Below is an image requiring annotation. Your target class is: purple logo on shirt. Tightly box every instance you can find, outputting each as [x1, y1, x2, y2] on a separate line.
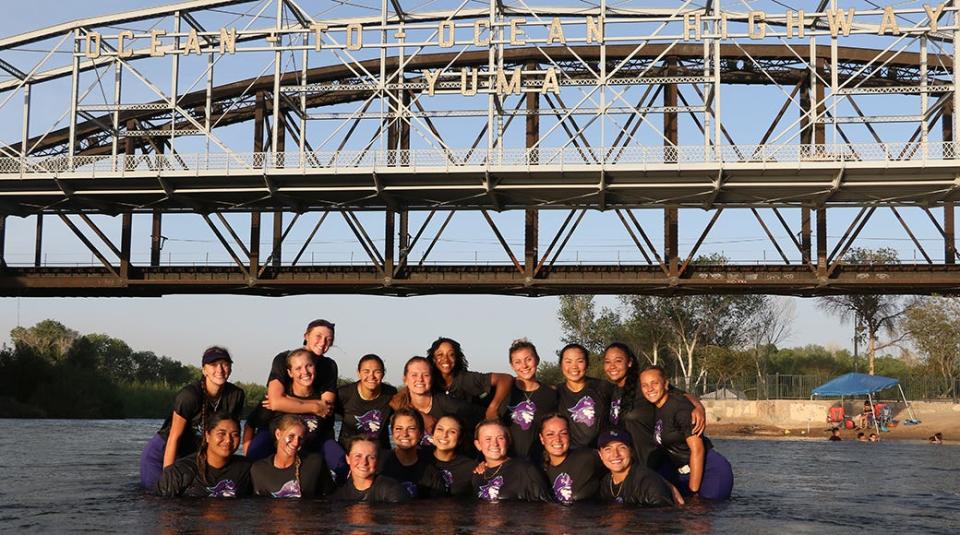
[420, 432, 434, 447]
[206, 479, 237, 498]
[654, 418, 663, 445]
[552, 473, 574, 505]
[356, 410, 383, 434]
[609, 398, 622, 425]
[477, 476, 504, 501]
[568, 396, 596, 427]
[510, 400, 537, 431]
[401, 480, 418, 497]
[441, 469, 454, 492]
[272, 479, 302, 498]
[302, 415, 319, 433]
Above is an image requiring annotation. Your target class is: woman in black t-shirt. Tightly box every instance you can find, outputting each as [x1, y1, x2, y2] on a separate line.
[505, 339, 558, 460]
[140, 347, 245, 490]
[333, 436, 409, 503]
[157, 414, 251, 498]
[377, 408, 446, 498]
[596, 429, 675, 506]
[430, 415, 479, 496]
[556, 343, 612, 449]
[390, 356, 478, 449]
[538, 413, 603, 504]
[427, 337, 512, 420]
[335, 354, 397, 450]
[250, 415, 335, 498]
[472, 419, 551, 502]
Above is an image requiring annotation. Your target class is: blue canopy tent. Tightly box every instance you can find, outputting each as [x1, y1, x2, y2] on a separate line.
[811, 373, 919, 437]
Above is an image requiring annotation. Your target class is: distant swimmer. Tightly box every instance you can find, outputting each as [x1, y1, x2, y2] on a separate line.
[471, 419, 551, 502]
[377, 408, 446, 498]
[139, 346, 245, 491]
[538, 413, 603, 504]
[156, 415, 251, 498]
[556, 343, 613, 449]
[505, 339, 558, 460]
[641, 366, 734, 501]
[331, 436, 410, 503]
[829, 428, 843, 441]
[250, 415, 334, 498]
[335, 354, 397, 451]
[929, 432, 943, 444]
[596, 429, 676, 506]
[430, 415, 479, 497]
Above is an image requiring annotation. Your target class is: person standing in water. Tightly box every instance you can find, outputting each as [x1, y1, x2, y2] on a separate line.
[332, 436, 410, 503]
[377, 408, 447, 498]
[556, 343, 612, 449]
[140, 346, 245, 490]
[472, 419, 551, 502]
[390, 356, 476, 448]
[505, 339, 558, 460]
[596, 429, 676, 506]
[538, 413, 604, 504]
[430, 415, 479, 497]
[335, 354, 397, 450]
[427, 337, 513, 420]
[250, 415, 334, 498]
[156, 414, 252, 498]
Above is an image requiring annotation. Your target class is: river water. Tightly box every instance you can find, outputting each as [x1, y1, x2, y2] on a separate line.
[0, 419, 957, 534]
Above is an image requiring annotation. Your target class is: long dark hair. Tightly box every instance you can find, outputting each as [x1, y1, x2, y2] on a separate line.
[196, 414, 239, 485]
[427, 337, 468, 384]
[537, 412, 571, 471]
[605, 342, 640, 415]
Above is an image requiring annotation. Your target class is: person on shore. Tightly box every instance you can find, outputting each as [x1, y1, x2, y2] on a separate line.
[472, 419, 551, 502]
[156, 414, 251, 497]
[929, 432, 943, 444]
[377, 408, 446, 498]
[331, 436, 410, 503]
[140, 346, 245, 491]
[829, 428, 842, 441]
[596, 429, 676, 506]
[335, 354, 397, 451]
[245, 349, 331, 461]
[505, 339, 558, 460]
[250, 415, 334, 498]
[427, 337, 513, 420]
[538, 413, 603, 504]
[640, 366, 734, 501]
[390, 356, 476, 448]
[557, 343, 612, 449]
[602, 343, 706, 468]
[255, 320, 345, 479]
[857, 400, 873, 430]
[430, 415, 479, 497]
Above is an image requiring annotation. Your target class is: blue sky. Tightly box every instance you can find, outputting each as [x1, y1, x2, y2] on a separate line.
[2, 0, 933, 383]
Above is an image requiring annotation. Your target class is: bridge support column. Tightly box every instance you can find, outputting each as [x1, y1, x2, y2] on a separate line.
[816, 208, 827, 277]
[945, 105, 955, 264]
[119, 213, 131, 279]
[34, 214, 43, 267]
[525, 87, 539, 280]
[801, 208, 812, 265]
[272, 212, 282, 273]
[385, 210, 395, 277]
[150, 212, 162, 267]
[0, 215, 6, 268]
[665, 208, 679, 278]
[250, 211, 261, 276]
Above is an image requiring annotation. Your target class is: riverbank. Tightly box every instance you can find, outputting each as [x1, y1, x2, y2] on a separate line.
[704, 399, 958, 442]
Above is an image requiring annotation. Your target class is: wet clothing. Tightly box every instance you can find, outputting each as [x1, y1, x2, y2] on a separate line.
[438, 370, 491, 404]
[331, 475, 410, 503]
[335, 382, 398, 450]
[505, 382, 558, 460]
[247, 391, 332, 456]
[250, 453, 335, 498]
[156, 455, 252, 498]
[471, 458, 551, 502]
[431, 454, 478, 497]
[543, 448, 604, 504]
[265, 351, 338, 442]
[619, 384, 686, 468]
[420, 394, 482, 452]
[140, 380, 245, 490]
[659, 449, 734, 501]
[376, 450, 447, 498]
[599, 466, 675, 506]
[557, 378, 612, 449]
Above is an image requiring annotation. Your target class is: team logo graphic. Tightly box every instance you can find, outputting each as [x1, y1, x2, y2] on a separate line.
[477, 476, 504, 501]
[654, 419, 663, 445]
[568, 396, 596, 427]
[355, 410, 383, 434]
[510, 400, 537, 431]
[441, 469, 454, 493]
[272, 479, 302, 498]
[609, 398, 622, 426]
[420, 432, 434, 447]
[616, 495, 624, 504]
[552, 473, 574, 505]
[206, 480, 237, 498]
[302, 415, 319, 433]
[401, 480, 419, 498]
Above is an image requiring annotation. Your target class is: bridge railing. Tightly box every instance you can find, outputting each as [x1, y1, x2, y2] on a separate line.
[0, 142, 956, 176]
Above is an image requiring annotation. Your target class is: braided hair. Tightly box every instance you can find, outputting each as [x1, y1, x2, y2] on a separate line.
[195, 414, 239, 486]
[604, 342, 640, 415]
[274, 414, 307, 493]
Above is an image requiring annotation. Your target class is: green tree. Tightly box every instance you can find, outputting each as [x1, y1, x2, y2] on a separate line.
[10, 320, 78, 363]
[903, 297, 960, 399]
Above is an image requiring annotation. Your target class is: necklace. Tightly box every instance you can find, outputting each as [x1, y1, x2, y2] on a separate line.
[483, 461, 506, 481]
[609, 476, 625, 500]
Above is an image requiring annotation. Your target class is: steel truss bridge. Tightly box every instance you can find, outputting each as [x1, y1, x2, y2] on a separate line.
[2, 0, 960, 296]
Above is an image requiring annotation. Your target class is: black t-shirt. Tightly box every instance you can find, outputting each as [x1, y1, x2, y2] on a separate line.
[376, 450, 447, 498]
[431, 454, 478, 497]
[421, 394, 483, 450]
[267, 350, 338, 395]
[471, 458, 551, 502]
[620, 384, 684, 467]
[505, 382, 558, 459]
[335, 382, 398, 450]
[543, 448, 604, 504]
[156, 455, 252, 498]
[248, 390, 334, 448]
[653, 394, 713, 468]
[598, 466, 674, 506]
[331, 475, 411, 503]
[557, 378, 612, 449]
[439, 370, 491, 403]
[157, 381, 246, 455]
[250, 453, 334, 498]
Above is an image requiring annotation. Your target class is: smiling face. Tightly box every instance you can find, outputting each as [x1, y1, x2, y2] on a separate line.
[202, 359, 231, 388]
[474, 423, 510, 464]
[560, 348, 588, 383]
[392, 414, 423, 451]
[205, 419, 240, 460]
[286, 352, 316, 389]
[599, 440, 632, 475]
[404, 360, 432, 395]
[432, 342, 458, 379]
[603, 347, 632, 386]
[538, 416, 570, 459]
[510, 347, 539, 382]
[432, 416, 461, 453]
[347, 440, 379, 481]
[275, 422, 306, 457]
[303, 325, 334, 356]
[639, 369, 669, 406]
[358, 358, 384, 392]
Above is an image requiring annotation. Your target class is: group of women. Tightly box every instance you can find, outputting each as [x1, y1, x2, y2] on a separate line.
[139, 320, 734, 504]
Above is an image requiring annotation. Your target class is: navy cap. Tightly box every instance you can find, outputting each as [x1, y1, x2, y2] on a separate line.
[597, 429, 633, 449]
[201, 346, 232, 365]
